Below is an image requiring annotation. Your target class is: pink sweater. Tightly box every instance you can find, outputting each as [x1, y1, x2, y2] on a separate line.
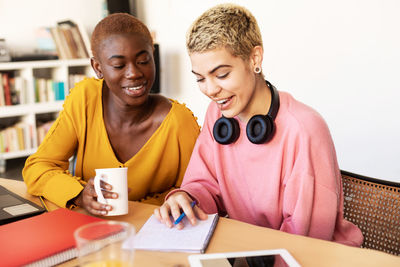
[178, 91, 363, 246]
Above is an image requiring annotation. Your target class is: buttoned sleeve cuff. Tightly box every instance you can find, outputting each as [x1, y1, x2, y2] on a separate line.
[43, 173, 84, 208]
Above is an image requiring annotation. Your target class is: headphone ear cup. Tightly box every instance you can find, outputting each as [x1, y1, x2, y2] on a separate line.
[246, 115, 275, 144]
[213, 117, 240, 145]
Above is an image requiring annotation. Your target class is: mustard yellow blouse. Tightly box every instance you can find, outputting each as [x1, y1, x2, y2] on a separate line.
[23, 78, 200, 208]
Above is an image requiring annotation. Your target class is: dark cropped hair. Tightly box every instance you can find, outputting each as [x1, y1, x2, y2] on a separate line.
[91, 13, 153, 59]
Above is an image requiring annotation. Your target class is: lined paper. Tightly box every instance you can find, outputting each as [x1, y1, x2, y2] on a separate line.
[125, 214, 219, 253]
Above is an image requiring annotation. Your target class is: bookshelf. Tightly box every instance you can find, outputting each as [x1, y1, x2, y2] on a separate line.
[0, 58, 95, 173]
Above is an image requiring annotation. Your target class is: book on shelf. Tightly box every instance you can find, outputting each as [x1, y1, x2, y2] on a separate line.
[2, 126, 15, 153]
[46, 79, 55, 102]
[73, 19, 92, 57]
[0, 131, 4, 153]
[0, 73, 4, 106]
[65, 23, 89, 58]
[54, 81, 66, 100]
[15, 125, 24, 150]
[2, 72, 12, 105]
[55, 26, 73, 59]
[49, 19, 91, 60]
[18, 121, 33, 151]
[10, 76, 26, 105]
[8, 76, 18, 104]
[49, 27, 69, 60]
[0, 208, 105, 267]
[0, 72, 27, 106]
[36, 78, 46, 103]
[5, 127, 17, 152]
[0, 133, 4, 153]
[0, 121, 34, 153]
[34, 78, 65, 102]
[59, 22, 82, 59]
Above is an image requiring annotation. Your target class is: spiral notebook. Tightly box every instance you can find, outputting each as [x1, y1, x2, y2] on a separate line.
[129, 213, 219, 253]
[0, 208, 104, 267]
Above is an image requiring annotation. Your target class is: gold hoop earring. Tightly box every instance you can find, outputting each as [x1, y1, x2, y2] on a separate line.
[254, 67, 262, 74]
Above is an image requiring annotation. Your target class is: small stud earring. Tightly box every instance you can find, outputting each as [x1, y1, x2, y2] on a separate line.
[254, 66, 262, 74]
[97, 73, 103, 79]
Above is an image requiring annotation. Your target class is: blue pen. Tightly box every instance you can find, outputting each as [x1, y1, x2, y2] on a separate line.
[173, 201, 196, 225]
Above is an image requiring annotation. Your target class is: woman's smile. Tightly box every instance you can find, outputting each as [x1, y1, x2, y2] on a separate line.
[122, 82, 147, 97]
[215, 95, 234, 110]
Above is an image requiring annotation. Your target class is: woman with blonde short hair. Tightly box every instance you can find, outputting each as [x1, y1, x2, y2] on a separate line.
[155, 3, 363, 247]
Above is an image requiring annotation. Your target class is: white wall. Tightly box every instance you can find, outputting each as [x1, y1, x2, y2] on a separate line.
[136, 0, 400, 182]
[0, 0, 105, 54]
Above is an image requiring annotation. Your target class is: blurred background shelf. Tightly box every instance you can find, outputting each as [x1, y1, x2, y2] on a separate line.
[0, 58, 95, 173]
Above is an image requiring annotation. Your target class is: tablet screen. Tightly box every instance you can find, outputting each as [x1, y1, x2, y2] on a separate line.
[200, 254, 289, 267]
[188, 249, 300, 267]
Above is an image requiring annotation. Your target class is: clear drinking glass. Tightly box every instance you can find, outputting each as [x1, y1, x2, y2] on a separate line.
[74, 221, 135, 267]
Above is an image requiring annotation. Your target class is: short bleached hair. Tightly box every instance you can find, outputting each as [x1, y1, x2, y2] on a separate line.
[186, 3, 263, 60]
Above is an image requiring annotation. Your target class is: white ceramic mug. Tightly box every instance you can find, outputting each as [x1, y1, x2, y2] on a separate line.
[94, 167, 128, 216]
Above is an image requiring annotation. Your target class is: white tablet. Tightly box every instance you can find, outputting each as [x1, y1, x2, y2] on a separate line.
[188, 249, 301, 267]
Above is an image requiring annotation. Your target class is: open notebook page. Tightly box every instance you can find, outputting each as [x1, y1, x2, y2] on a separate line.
[124, 214, 219, 253]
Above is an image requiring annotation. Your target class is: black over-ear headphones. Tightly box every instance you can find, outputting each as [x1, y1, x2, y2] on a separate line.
[213, 80, 280, 145]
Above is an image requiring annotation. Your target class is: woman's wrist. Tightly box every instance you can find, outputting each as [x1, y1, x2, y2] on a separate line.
[67, 192, 82, 208]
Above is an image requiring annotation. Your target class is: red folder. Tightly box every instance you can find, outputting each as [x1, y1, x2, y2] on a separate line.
[0, 208, 104, 267]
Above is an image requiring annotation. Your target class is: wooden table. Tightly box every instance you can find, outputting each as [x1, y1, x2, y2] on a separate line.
[1, 178, 399, 267]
